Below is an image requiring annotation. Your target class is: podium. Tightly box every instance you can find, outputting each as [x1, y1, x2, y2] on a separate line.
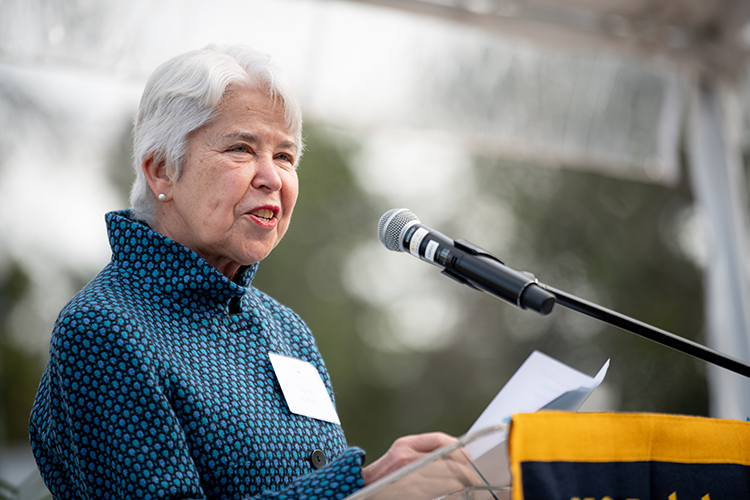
[345, 411, 750, 500]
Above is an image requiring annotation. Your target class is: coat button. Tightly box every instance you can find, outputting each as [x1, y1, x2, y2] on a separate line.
[310, 449, 327, 469]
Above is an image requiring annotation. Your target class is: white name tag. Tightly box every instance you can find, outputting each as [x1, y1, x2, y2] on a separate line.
[269, 353, 341, 425]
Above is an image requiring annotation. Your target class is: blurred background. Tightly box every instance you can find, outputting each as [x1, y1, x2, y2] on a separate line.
[2, 0, 750, 496]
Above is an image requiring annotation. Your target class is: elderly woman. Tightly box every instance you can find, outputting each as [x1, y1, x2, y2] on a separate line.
[29, 44, 461, 500]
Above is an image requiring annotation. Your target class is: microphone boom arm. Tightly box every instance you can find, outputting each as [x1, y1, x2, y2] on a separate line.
[540, 283, 750, 379]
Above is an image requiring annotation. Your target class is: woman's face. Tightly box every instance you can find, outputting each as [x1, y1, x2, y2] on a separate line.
[154, 87, 299, 279]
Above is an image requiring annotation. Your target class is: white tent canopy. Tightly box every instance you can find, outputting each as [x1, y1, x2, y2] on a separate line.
[351, 0, 750, 79]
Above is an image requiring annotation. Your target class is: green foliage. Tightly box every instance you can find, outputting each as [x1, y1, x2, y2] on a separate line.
[256, 124, 707, 462]
[470, 156, 707, 414]
[104, 117, 136, 206]
[0, 261, 45, 444]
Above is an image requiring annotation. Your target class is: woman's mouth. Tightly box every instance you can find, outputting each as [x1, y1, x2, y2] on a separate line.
[248, 207, 279, 228]
[251, 208, 275, 221]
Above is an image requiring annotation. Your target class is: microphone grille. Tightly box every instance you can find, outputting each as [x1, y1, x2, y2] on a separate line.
[378, 208, 419, 252]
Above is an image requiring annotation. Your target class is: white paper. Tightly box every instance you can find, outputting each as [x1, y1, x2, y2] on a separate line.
[466, 350, 609, 458]
[269, 353, 341, 425]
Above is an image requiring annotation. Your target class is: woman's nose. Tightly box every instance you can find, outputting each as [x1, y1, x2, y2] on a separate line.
[252, 157, 283, 191]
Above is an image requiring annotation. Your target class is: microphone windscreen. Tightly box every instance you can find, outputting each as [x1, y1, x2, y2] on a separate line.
[378, 208, 419, 252]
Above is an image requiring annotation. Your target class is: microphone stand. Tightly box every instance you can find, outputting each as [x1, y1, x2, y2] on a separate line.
[538, 283, 750, 379]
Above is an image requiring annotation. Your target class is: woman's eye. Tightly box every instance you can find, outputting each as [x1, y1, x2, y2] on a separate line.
[276, 153, 294, 164]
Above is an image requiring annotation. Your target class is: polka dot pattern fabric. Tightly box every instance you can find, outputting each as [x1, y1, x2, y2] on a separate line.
[30, 210, 366, 500]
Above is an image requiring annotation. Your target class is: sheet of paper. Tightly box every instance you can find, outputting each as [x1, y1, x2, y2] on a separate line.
[466, 350, 609, 459]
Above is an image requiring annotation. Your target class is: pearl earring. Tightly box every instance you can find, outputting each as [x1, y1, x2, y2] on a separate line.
[158, 193, 166, 202]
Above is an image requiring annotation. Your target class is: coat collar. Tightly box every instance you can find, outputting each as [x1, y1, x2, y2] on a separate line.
[106, 210, 258, 306]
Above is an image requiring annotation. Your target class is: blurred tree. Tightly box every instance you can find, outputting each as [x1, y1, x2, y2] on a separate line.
[0, 77, 64, 446]
[254, 122, 707, 464]
[0, 261, 35, 443]
[104, 117, 136, 203]
[470, 154, 706, 415]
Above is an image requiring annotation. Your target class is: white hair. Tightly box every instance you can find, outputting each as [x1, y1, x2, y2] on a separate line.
[130, 43, 303, 224]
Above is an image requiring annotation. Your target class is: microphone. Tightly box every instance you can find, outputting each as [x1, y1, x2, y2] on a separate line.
[378, 208, 555, 315]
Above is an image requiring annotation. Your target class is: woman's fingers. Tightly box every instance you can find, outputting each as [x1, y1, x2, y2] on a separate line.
[362, 432, 459, 485]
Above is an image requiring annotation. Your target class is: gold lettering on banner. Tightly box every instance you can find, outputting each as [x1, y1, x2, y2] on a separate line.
[667, 493, 712, 500]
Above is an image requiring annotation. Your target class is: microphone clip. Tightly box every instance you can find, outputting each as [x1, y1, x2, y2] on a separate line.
[453, 239, 505, 266]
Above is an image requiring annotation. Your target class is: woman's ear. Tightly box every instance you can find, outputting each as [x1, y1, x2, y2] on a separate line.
[142, 152, 175, 202]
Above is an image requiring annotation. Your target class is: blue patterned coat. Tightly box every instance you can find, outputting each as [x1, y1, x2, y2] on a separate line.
[30, 210, 365, 500]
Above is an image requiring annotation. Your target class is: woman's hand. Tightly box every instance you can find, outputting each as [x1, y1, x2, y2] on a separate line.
[361, 432, 481, 499]
[362, 432, 458, 485]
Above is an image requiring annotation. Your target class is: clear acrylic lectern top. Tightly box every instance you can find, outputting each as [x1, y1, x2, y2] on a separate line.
[344, 423, 511, 500]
